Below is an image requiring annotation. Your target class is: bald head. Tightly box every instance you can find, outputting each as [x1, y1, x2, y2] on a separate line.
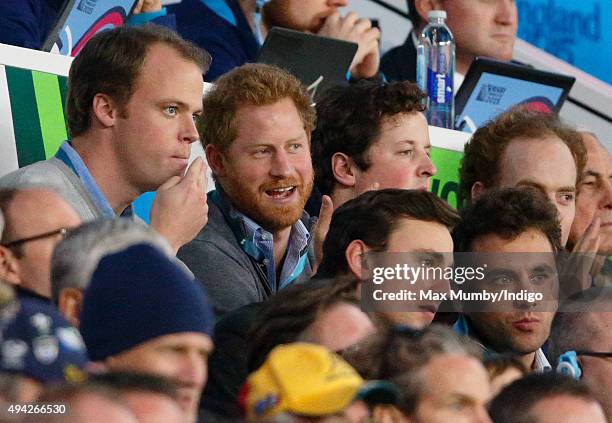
[300, 301, 376, 353]
[0, 188, 81, 297]
[65, 392, 138, 423]
[26, 385, 138, 423]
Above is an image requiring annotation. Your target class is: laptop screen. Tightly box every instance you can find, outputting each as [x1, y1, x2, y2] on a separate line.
[454, 58, 575, 134]
[257, 27, 357, 100]
[43, 0, 137, 56]
[456, 72, 566, 133]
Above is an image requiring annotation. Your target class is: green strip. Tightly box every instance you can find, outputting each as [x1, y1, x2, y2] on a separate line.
[58, 75, 70, 131]
[429, 146, 464, 209]
[32, 71, 68, 158]
[5, 67, 46, 167]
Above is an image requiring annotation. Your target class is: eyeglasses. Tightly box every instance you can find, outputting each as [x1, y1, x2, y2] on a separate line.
[2, 227, 70, 248]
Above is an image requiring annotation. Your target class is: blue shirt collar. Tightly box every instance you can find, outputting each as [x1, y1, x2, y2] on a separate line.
[55, 141, 133, 218]
[212, 188, 310, 289]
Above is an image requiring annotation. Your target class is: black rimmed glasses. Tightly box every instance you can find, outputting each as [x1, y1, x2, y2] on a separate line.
[2, 227, 70, 248]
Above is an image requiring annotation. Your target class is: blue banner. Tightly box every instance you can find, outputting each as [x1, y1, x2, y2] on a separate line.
[517, 0, 611, 85]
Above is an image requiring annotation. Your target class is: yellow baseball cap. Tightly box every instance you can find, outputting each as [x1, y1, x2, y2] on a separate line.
[239, 343, 365, 420]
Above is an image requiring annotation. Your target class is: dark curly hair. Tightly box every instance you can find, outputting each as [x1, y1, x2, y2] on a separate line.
[458, 106, 586, 208]
[312, 80, 426, 196]
[453, 187, 563, 254]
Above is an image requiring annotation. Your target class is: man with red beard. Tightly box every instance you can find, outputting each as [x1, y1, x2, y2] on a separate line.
[452, 188, 562, 372]
[178, 64, 316, 318]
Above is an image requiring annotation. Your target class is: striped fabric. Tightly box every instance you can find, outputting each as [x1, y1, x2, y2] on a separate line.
[0, 65, 68, 170]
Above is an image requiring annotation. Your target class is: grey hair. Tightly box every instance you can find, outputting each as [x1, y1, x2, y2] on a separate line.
[344, 324, 483, 418]
[345, 324, 482, 380]
[50, 218, 173, 303]
[389, 325, 484, 417]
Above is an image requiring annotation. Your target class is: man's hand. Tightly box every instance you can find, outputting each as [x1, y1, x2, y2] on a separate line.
[312, 195, 334, 275]
[560, 215, 603, 297]
[150, 157, 208, 255]
[317, 12, 381, 79]
[571, 214, 606, 278]
[132, 0, 162, 14]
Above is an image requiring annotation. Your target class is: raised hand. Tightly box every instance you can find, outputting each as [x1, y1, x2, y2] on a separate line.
[561, 215, 604, 297]
[317, 12, 381, 79]
[150, 157, 208, 255]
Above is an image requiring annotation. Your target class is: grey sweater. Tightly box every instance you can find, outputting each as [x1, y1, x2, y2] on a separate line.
[0, 157, 103, 221]
[178, 192, 314, 319]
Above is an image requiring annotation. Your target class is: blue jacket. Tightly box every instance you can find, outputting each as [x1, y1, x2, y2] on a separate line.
[168, 0, 259, 81]
[0, 0, 60, 50]
[0, 0, 175, 51]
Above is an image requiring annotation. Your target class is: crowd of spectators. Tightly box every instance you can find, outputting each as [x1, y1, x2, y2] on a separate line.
[0, 1, 610, 422]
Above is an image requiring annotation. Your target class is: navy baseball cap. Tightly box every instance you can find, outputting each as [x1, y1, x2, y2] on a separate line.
[0, 298, 88, 383]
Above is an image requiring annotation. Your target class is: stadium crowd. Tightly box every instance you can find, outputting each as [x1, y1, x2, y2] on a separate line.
[0, 1, 610, 422]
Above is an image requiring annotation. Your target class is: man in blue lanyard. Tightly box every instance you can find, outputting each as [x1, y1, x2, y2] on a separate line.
[178, 63, 315, 318]
[0, 25, 209, 255]
[453, 188, 559, 373]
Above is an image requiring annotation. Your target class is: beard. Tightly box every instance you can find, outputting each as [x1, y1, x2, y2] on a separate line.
[263, 1, 308, 31]
[221, 171, 314, 233]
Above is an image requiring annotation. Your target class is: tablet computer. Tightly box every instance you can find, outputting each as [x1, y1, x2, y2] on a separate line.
[43, 0, 138, 56]
[257, 27, 358, 100]
[455, 57, 575, 133]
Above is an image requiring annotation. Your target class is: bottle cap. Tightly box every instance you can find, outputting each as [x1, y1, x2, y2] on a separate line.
[428, 10, 447, 20]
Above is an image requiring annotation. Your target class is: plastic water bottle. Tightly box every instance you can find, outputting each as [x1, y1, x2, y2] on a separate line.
[417, 10, 455, 129]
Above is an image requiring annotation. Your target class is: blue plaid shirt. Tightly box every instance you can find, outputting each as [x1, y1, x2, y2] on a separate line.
[229, 207, 309, 290]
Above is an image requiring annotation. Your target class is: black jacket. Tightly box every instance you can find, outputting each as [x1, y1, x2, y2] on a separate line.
[380, 31, 418, 83]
